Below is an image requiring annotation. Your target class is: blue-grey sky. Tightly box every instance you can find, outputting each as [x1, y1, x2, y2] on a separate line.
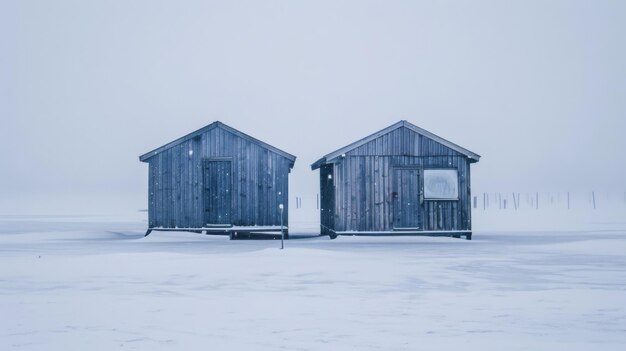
[2, 0, 625, 214]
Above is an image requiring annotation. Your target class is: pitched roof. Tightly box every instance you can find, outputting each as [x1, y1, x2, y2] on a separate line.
[139, 121, 297, 163]
[311, 120, 480, 169]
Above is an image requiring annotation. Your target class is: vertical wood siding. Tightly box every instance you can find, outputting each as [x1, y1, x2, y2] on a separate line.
[147, 126, 291, 228]
[319, 164, 335, 234]
[329, 126, 473, 232]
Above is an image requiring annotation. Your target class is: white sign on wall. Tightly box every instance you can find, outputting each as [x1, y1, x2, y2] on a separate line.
[423, 169, 459, 200]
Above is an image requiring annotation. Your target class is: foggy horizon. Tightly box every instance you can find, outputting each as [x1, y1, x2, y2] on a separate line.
[2, 0, 625, 215]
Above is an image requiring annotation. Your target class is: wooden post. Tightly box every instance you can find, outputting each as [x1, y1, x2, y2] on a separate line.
[473, 196, 477, 209]
[592, 191, 596, 209]
[279, 204, 284, 249]
[536, 192, 539, 210]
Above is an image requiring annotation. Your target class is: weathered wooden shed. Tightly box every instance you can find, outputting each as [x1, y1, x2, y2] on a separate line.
[311, 120, 480, 240]
[139, 121, 296, 238]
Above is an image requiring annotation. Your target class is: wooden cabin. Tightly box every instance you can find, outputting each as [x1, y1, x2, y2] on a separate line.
[311, 120, 480, 240]
[139, 121, 296, 238]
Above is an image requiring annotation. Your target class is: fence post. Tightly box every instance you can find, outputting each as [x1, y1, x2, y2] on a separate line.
[592, 191, 596, 209]
[279, 204, 284, 249]
[536, 192, 539, 210]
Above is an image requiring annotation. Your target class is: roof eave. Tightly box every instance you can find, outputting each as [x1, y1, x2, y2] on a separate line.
[468, 154, 481, 163]
[310, 157, 327, 170]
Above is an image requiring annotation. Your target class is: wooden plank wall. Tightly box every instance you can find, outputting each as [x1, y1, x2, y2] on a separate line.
[393, 168, 421, 229]
[202, 160, 232, 224]
[148, 126, 291, 228]
[331, 126, 472, 232]
[319, 164, 335, 234]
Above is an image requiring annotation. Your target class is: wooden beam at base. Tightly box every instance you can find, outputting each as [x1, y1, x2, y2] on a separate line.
[144, 227, 288, 239]
[331, 230, 473, 239]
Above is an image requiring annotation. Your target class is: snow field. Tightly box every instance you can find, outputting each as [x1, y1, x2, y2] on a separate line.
[1, 218, 625, 350]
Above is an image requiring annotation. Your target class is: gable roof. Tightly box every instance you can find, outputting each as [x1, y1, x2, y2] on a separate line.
[139, 121, 297, 163]
[311, 120, 480, 170]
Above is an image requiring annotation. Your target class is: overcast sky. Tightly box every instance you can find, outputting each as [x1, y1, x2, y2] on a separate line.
[2, 0, 625, 214]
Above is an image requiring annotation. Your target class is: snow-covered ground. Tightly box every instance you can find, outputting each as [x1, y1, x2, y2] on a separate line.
[1, 216, 626, 350]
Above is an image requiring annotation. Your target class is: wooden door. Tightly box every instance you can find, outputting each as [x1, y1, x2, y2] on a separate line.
[392, 168, 421, 229]
[203, 160, 232, 226]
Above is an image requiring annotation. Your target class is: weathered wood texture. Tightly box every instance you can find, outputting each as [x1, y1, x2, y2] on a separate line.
[319, 164, 335, 236]
[145, 124, 293, 229]
[393, 168, 421, 229]
[319, 125, 474, 233]
[203, 160, 232, 225]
